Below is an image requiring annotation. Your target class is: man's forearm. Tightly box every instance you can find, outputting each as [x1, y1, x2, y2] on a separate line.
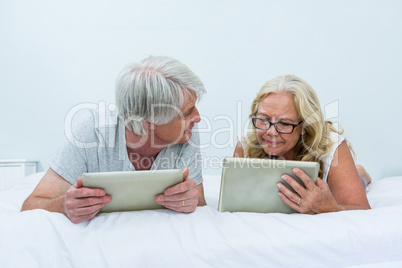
[21, 195, 66, 214]
[198, 197, 206, 206]
[196, 183, 207, 206]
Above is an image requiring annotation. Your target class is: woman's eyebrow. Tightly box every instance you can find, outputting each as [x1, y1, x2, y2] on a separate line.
[278, 117, 293, 122]
[256, 113, 295, 122]
[255, 113, 270, 118]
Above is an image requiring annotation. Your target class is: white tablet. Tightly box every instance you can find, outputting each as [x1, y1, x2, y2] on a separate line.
[218, 157, 319, 214]
[82, 169, 183, 213]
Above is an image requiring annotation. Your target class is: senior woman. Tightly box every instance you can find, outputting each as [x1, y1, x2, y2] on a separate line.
[234, 74, 371, 214]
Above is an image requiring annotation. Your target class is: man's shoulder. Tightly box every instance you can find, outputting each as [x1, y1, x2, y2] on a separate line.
[67, 109, 121, 148]
[66, 110, 97, 144]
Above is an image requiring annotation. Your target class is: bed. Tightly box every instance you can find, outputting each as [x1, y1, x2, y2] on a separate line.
[1, 172, 402, 268]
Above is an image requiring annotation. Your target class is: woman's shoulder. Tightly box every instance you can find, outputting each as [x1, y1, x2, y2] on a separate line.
[233, 140, 245, 157]
[328, 131, 346, 146]
[321, 131, 347, 181]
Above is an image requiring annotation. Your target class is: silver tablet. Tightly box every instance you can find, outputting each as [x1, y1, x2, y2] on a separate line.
[218, 158, 319, 214]
[82, 169, 183, 213]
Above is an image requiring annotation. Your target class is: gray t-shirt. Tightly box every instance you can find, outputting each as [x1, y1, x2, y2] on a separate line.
[49, 110, 203, 185]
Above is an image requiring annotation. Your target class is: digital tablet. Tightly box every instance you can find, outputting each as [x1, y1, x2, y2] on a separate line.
[218, 158, 320, 214]
[82, 169, 183, 213]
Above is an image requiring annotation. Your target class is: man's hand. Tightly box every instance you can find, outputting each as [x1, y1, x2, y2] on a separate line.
[64, 178, 112, 223]
[154, 168, 199, 213]
[21, 168, 112, 224]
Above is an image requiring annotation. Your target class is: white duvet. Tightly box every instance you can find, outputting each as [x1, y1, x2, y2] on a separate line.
[1, 172, 402, 268]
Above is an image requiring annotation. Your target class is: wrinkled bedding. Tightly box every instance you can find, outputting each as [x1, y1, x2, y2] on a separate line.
[0, 172, 401, 268]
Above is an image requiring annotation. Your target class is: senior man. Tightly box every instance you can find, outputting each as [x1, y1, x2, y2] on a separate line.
[22, 56, 207, 223]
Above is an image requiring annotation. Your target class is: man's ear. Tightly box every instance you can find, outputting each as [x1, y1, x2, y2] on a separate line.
[145, 121, 157, 131]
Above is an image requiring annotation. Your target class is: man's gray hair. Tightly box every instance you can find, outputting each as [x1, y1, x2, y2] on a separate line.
[115, 56, 206, 135]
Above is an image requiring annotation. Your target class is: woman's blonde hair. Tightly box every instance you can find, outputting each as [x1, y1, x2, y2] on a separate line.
[244, 74, 352, 178]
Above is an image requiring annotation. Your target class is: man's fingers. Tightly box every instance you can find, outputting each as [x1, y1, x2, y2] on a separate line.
[70, 210, 100, 224]
[157, 198, 198, 209]
[73, 201, 110, 217]
[182, 167, 189, 181]
[157, 189, 198, 202]
[162, 203, 196, 213]
[67, 186, 107, 199]
[65, 195, 111, 210]
[155, 179, 199, 212]
[163, 178, 196, 196]
[160, 168, 192, 196]
[80, 195, 112, 207]
[76, 178, 83, 188]
[159, 198, 198, 213]
[65, 195, 112, 222]
[65, 179, 111, 223]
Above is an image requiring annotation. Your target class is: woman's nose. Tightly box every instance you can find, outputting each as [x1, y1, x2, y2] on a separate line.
[266, 123, 279, 135]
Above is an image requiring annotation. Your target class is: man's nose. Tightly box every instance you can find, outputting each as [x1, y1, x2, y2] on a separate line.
[191, 107, 201, 123]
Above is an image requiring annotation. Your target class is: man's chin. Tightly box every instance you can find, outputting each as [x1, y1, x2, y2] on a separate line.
[179, 131, 192, 143]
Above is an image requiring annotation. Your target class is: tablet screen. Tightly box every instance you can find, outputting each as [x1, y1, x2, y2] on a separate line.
[218, 158, 319, 213]
[82, 169, 183, 213]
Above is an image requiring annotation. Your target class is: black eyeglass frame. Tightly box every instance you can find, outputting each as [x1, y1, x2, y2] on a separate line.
[251, 117, 303, 134]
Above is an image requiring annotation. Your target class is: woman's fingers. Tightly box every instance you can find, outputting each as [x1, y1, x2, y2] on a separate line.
[292, 168, 316, 190]
[280, 174, 308, 197]
[277, 182, 301, 204]
[278, 192, 301, 212]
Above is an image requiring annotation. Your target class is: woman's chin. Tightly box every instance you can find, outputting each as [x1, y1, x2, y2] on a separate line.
[263, 148, 283, 158]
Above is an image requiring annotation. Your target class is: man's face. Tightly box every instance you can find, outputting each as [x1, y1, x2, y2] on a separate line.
[151, 91, 201, 146]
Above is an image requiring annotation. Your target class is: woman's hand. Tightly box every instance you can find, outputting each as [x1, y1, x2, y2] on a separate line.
[277, 168, 344, 214]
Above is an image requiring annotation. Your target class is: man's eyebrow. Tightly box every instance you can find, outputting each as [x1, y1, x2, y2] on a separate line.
[183, 106, 195, 116]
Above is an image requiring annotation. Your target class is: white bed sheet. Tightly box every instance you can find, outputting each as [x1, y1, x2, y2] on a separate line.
[0, 172, 402, 268]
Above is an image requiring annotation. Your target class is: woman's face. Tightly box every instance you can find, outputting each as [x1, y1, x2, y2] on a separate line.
[255, 91, 303, 160]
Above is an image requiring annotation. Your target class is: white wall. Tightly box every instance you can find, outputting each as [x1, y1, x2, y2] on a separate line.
[1, 0, 401, 180]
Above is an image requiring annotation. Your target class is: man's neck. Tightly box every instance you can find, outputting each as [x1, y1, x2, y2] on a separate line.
[125, 128, 166, 158]
[126, 147, 159, 171]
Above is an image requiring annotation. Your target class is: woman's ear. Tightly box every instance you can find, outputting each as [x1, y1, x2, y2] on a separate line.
[301, 128, 306, 135]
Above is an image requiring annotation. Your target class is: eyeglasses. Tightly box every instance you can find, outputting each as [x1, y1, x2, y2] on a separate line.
[251, 117, 303, 134]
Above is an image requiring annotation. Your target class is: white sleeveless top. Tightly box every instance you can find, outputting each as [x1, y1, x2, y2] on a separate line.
[321, 132, 346, 182]
[240, 132, 346, 182]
